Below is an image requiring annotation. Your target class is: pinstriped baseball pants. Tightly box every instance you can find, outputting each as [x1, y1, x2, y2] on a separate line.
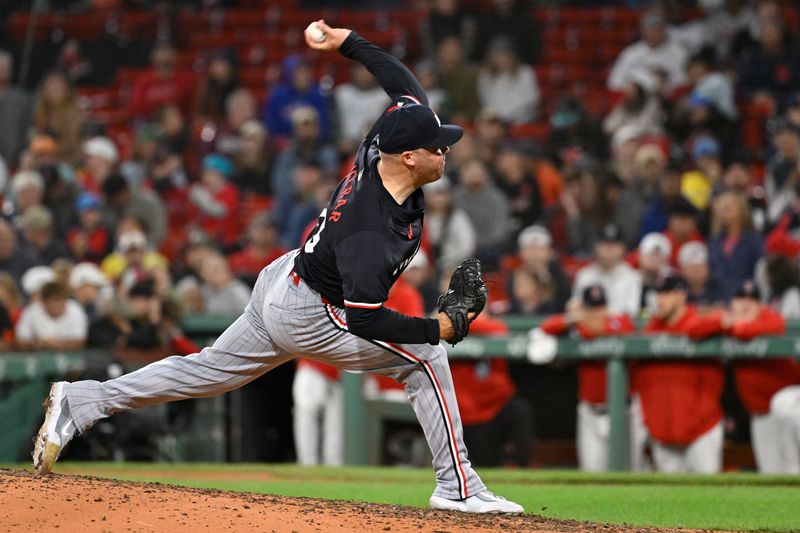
[63, 251, 485, 500]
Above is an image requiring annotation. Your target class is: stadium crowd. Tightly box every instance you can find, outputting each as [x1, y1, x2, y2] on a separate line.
[1, 0, 800, 473]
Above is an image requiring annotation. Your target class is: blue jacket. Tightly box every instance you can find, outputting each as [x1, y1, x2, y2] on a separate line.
[262, 83, 331, 140]
[707, 231, 764, 299]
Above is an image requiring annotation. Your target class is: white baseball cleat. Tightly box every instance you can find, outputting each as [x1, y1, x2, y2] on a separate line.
[430, 490, 524, 514]
[32, 382, 76, 475]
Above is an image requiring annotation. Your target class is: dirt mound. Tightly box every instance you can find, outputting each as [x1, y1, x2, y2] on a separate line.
[0, 468, 664, 532]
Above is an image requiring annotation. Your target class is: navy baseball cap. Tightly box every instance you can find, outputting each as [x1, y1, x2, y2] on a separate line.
[597, 223, 624, 243]
[582, 284, 607, 308]
[654, 273, 688, 293]
[377, 103, 463, 154]
[734, 280, 761, 300]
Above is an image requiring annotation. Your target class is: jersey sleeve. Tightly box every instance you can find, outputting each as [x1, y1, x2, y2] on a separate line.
[339, 32, 428, 106]
[336, 231, 439, 344]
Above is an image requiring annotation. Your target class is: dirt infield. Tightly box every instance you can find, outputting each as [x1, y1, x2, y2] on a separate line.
[0, 468, 671, 532]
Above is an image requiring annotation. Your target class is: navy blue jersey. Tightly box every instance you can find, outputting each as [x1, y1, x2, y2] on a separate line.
[294, 32, 440, 344]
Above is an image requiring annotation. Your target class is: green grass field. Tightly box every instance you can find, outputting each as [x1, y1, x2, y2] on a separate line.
[15, 463, 800, 532]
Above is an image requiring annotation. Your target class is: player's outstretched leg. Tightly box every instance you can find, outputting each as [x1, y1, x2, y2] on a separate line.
[387, 343, 524, 514]
[33, 382, 75, 475]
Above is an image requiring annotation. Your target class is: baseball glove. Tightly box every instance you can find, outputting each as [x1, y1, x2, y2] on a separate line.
[438, 259, 488, 346]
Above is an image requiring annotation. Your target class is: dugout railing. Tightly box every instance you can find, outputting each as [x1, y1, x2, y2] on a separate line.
[2, 315, 800, 467]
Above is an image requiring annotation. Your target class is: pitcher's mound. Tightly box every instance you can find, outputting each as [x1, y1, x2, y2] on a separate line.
[0, 468, 658, 532]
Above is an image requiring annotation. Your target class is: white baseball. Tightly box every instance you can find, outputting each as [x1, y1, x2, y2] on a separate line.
[305, 22, 326, 43]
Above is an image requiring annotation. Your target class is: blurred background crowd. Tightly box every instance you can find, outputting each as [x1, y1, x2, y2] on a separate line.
[1, 0, 800, 471]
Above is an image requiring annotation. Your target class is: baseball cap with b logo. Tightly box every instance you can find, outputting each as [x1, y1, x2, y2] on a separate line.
[377, 103, 463, 154]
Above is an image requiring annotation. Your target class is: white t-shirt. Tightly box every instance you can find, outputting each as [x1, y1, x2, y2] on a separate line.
[15, 300, 88, 342]
[478, 65, 540, 124]
[334, 83, 390, 144]
[573, 262, 643, 318]
[607, 39, 689, 92]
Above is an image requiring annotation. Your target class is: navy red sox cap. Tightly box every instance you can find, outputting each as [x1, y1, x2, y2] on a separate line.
[377, 103, 463, 154]
[582, 284, 607, 308]
[654, 272, 688, 293]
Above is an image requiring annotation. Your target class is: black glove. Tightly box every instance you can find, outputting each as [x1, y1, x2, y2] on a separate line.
[437, 259, 488, 346]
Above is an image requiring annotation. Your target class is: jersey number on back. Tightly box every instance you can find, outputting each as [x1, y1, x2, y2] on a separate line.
[303, 208, 327, 253]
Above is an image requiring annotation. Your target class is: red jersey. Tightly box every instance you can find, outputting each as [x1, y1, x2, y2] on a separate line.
[130, 70, 196, 120]
[541, 313, 635, 404]
[689, 306, 800, 415]
[229, 246, 288, 278]
[194, 184, 241, 248]
[450, 315, 515, 426]
[636, 306, 724, 445]
[67, 226, 112, 264]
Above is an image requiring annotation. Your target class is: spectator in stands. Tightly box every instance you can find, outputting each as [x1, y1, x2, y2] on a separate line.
[708, 191, 764, 300]
[679, 241, 726, 310]
[541, 285, 636, 471]
[421, 0, 475, 59]
[263, 55, 330, 141]
[0, 218, 41, 285]
[16, 205, 71, 265]
[514, 225, 570, 313]
[722, 159, 765, 232]
[228, 213, 286, 287]
[682, 47, 738, 122]
[607, 10, 688, 93]
[495, 142, 543, 238]
[573, 223, 642, 318]
[763, 255, 800, 320]
[33, 70, 82, 164]
[156, 104, 189, 157]
[189, 153, 240, 251]
[194, 50, 239, 125]
[334, 63, 389, 154]
[415, 59, 449, 117]
[130, 42, 195, 121]
[609, 124, 648, 186]
[0, 272, 22, 349]
[663, 196, 704, 267]
[637, 273, 724, 473]
[638, 232, 673, 313]
[765, 118, 800, 224]
[0, 50, 32, 168]
[546, 97, 608, 169]
[681, 135, 724, 211]
[471, 109, 506, 165]
[423, 176, 476, 272]
[76, 136, 119, 195]
[509, 268, 556, 315]
[67, 192, 112, 264]
[202, 88, 259, 160]
[101, 224, 168, 284]
[627, 144, 666, 209]
[9, 170, 45, 217]
[737, 15, 799, 108]
[605, 172, 646, 250]
[472, 0, 541, 65]
[231, 119, 272, 196]
[452, 159, 509, 266]
[477, 37, 540, 124]
[436, 36, 480, 122]
[689, 280, 800, 474]
[270, 106, 338, 202]
[173, 238, 219, 314]
[101, 173, 167, 246]
[276, 159, 325, 250]
[15, 281, 88, 351]
[558, 163, 618, 257]
[603, 71, 666, 140]
[639, 163, 683, 238]
[198, 253, 251, 315]
[69, 262, 110, 321]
